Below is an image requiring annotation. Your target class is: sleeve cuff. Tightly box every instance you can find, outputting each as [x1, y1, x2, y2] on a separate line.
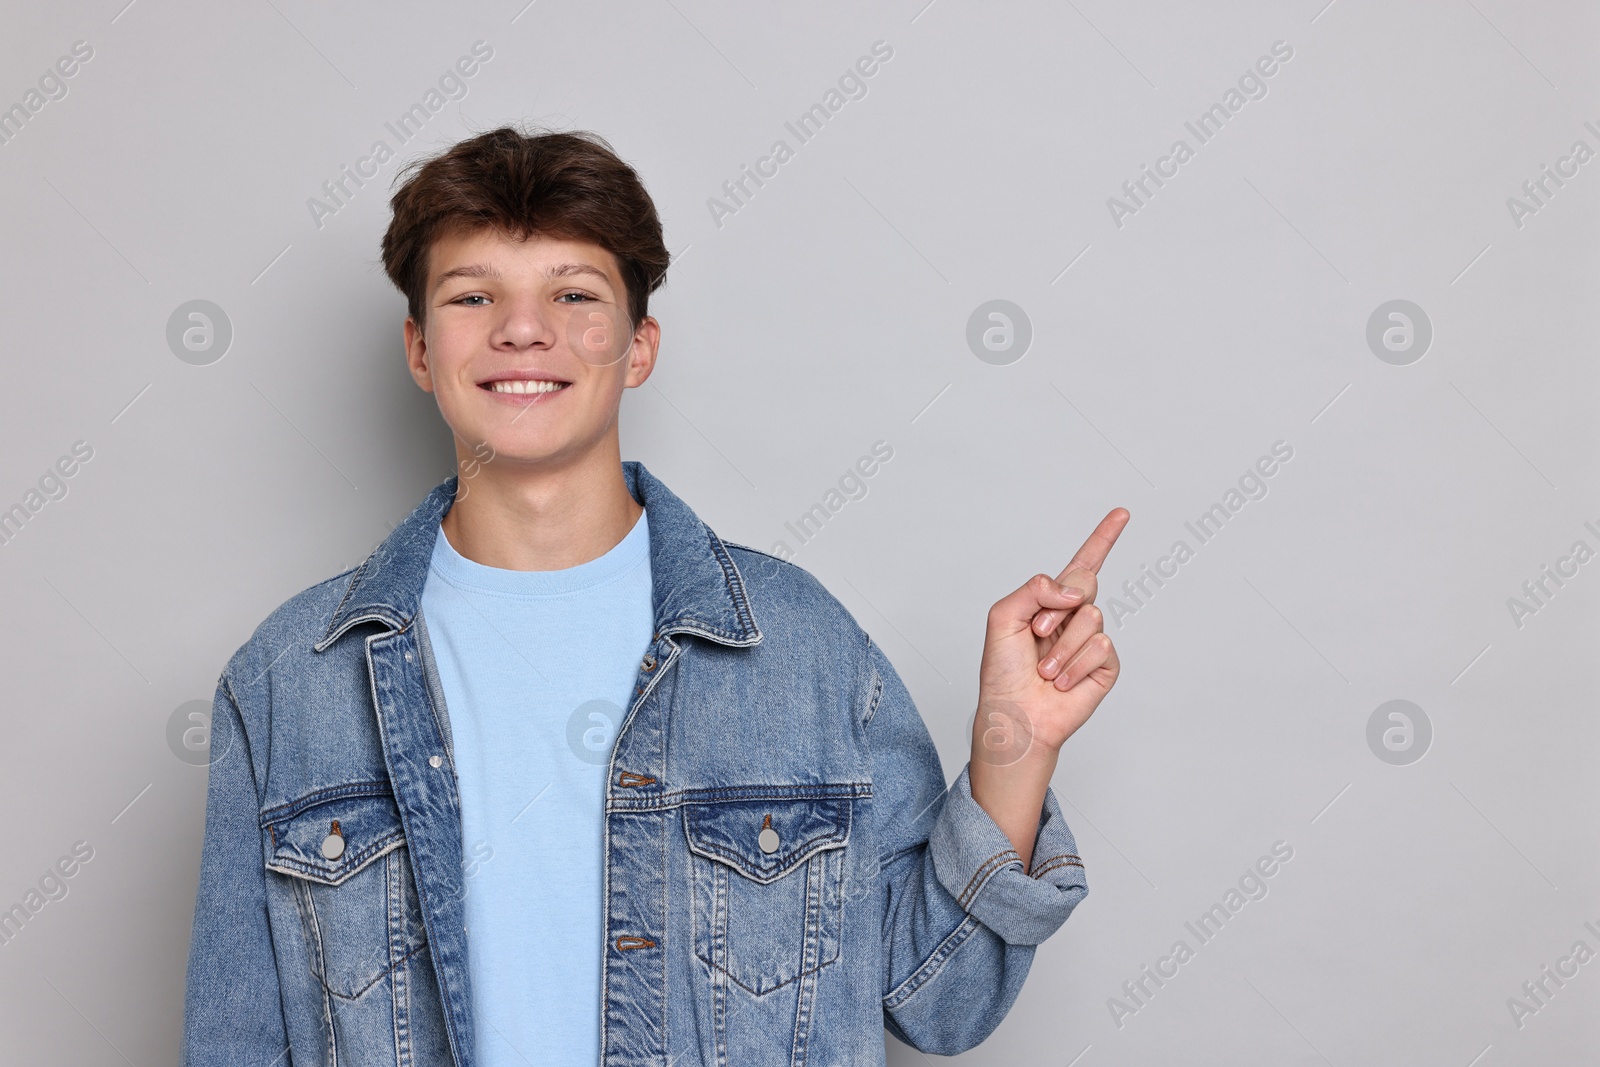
[928, 762, 1089, 946]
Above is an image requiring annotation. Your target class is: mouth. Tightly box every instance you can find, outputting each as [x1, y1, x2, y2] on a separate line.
[478, 376, 572, 402]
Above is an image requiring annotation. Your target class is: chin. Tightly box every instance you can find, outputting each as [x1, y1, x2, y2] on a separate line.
[472, 432, 594, 468]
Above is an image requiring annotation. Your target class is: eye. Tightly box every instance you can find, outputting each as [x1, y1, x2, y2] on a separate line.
[557, 291, 595, 303]
[452, 294, 489, 306]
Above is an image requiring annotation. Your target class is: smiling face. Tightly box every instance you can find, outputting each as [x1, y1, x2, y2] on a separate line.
[404, 225, 659, 477]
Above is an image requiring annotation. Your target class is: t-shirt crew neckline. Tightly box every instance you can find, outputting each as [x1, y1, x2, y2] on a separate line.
[428, 507, 649, 599]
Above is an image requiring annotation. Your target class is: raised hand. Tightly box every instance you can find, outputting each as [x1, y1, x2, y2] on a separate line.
[967, 507, 1129, 869]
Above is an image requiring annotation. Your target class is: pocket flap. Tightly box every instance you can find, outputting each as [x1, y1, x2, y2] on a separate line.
[683, 794, 851, 884]
[262, 786, 406, 887]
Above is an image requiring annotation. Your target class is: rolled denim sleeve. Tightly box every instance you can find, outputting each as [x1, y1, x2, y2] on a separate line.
[863, 634, 1088, 1056]
[183, 673, 290, 1066]
[929, 761, 1087, 945]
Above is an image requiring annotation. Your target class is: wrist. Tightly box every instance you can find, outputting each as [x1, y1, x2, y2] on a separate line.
[968, 739, 1058, 873]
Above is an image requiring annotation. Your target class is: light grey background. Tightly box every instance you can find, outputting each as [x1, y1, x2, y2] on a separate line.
[1, 1, 1595, 1064]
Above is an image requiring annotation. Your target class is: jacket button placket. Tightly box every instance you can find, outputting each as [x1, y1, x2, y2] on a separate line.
[601, 641, 671, 1066]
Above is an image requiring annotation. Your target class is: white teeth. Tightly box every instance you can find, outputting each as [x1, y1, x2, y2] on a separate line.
[488, 379, 566, 394]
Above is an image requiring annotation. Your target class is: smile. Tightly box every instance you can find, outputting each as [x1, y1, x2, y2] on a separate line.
[483, 380, 569, 394]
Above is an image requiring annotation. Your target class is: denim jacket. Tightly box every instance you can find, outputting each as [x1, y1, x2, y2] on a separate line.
[183, 459, 1088, 1066]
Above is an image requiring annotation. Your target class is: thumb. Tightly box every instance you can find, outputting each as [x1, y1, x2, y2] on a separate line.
[988, 574, 1085, 639]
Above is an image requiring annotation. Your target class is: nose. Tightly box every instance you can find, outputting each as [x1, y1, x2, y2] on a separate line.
[488, 292, 558, 351]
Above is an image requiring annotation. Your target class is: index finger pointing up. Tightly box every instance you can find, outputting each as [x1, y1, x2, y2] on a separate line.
[1056, 508, 1131, 581]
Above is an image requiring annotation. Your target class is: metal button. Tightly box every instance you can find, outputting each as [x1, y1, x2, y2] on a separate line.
[642, 653, 657, 671]
[758, 813, 779, 855]
[429, 755, 442, 768]
[321, 832, 345, 860]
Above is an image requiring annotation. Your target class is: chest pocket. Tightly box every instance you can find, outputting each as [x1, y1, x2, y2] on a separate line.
[683, 792, 852, 996]
[262, 786, 428, 1001]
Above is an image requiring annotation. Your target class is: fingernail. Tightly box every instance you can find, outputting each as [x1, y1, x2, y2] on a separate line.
[1041, 655, 1059, 674]
[1061, 585, 1084, 598]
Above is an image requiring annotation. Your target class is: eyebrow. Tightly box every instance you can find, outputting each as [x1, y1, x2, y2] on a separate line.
[431, 260, 614, 294]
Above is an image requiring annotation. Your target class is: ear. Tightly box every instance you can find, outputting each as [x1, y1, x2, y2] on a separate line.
[623, 315, 661, 389]
[404, 315, 434, 393]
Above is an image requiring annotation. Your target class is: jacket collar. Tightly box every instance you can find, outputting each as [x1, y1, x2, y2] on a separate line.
[314, 459, 763, 652]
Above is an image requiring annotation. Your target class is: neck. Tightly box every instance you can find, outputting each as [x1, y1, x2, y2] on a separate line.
[439, 444, 641, 572]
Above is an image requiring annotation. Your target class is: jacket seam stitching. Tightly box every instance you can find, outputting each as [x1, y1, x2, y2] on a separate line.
[1030, 856, 1086, 880]
[608, 783, 872, 811]
[706, 530, 761, 637]
[686, 836, 849, 880]
[359, 630, 467, 1067]
[719, 539, 789, 564]
[862, 639, 886, 729]
[324, 941, 428, 1002]
[322, 558, 372, 643]
[959, 849, 1022, 909]
[882, 913, 982, 1010]
[411, 610, 457, 772]
[266, 835, 407, 886]
[218, 672, 297, 1059]
[260, 780, 395, 825]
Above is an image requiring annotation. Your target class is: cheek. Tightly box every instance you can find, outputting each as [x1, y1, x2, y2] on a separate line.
[421, 351, 490, 431]
[423, 341, 477, 397]
[576, 375, 626, 428]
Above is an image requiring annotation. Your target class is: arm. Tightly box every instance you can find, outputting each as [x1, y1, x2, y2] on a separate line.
[872, 508, 1128, 1053]
[182, 674, 291, 1066]
[865, 635, 1087, 1056]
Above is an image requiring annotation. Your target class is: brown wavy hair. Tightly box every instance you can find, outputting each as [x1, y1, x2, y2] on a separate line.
[381, 124, 669, 333]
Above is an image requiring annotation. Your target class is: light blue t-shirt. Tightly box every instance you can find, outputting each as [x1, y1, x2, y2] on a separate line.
[419, 507, 653, 1067]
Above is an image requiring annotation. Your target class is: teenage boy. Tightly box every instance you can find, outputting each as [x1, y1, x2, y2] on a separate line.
[183, 125, 1126, 1067]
